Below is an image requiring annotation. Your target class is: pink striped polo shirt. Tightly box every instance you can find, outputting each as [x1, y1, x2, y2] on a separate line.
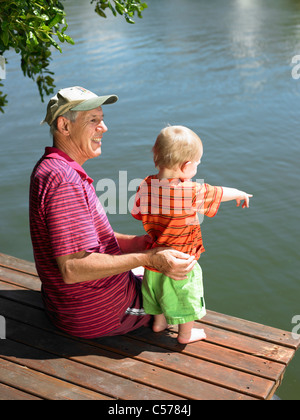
[29, 147, 136, 338]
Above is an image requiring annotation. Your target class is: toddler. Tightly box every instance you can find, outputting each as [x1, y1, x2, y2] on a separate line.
[132, 126, 252, 344]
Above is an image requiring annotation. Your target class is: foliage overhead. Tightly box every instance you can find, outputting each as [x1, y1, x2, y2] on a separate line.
[0, 0, 148, 113]
[92, 0, 147, 24]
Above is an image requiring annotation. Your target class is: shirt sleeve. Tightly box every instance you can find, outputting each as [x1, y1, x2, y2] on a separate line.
[194, 183, 223, 217]
[45, 182, 100, 257]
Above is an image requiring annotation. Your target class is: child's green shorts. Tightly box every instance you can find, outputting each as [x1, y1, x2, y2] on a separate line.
[142, 262, 206, 325]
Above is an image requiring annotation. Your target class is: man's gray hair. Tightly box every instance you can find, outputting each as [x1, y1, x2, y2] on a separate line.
[50, 110, 78, 136]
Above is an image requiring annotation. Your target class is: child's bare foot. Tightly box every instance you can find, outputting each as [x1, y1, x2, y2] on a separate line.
[152, 314, 168, 332]
[177, 328, 206, 344]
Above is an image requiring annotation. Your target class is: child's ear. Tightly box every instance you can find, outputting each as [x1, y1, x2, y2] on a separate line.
[181, 161, 192, 173]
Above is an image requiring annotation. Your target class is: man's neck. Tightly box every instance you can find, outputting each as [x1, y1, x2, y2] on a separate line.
[53, 134, 85, 166]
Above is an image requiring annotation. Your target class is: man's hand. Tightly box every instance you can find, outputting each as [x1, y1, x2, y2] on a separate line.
[148, 248, 196, 281]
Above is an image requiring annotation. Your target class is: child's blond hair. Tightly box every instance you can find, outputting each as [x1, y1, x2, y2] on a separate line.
[152, 125, 203, 169]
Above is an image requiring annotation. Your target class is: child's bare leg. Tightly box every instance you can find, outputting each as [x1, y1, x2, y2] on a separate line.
[177, 321, 206, 344]
[152, 314, 168, 332]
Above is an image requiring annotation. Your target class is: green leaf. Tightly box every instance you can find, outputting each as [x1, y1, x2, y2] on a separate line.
[48, 14, 63, 28]
[63, 35, 75, 45]
[115, 1, 125, 15]
[1, 30, 9, 47]
[95, 5, 107, 18]
[107, 1, 117, 16]
[56, 30, 64, 42]
[26, 30, 39, 46]
[125, 15, 135, 24]
[60, 17, 68, 33]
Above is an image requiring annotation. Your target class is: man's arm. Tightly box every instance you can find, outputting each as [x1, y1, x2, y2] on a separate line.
[221, 187, 253, 208]
[56, 247, 196, 285]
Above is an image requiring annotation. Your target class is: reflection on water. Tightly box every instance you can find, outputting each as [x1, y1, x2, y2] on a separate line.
[1, 0, 300, 399]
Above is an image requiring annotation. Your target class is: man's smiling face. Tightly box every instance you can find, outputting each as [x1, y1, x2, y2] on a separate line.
[68, 106, 108, 165]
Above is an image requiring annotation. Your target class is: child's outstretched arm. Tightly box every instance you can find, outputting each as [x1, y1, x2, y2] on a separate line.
[221, 187, 253, 208]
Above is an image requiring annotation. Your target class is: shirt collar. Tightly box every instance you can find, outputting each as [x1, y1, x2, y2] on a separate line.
[43, 147, 94, 184]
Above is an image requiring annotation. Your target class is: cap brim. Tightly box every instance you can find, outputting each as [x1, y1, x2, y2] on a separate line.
[70, 95, 118, 111]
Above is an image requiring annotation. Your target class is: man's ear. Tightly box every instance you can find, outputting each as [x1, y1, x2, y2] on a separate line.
[56, 116, 71, 136]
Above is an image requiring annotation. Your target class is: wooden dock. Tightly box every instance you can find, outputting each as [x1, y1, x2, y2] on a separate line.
[0, 252, 299, 400]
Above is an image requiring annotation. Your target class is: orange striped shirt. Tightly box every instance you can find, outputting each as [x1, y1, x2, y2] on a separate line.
[132, 175, 223, 267]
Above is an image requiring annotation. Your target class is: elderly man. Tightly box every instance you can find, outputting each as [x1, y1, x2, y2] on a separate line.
[29, 86, 196, 339]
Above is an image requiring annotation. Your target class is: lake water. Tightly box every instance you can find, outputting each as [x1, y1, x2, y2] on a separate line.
[1, 0, 299, 399]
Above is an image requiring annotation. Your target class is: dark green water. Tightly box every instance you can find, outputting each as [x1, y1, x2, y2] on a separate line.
[1, 0, 299, 399]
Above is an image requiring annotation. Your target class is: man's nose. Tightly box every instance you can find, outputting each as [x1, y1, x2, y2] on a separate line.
[97, 120, 108, 132]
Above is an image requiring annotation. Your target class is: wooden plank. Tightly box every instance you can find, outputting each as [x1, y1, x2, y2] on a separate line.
[1, 251, 298, 352]
[1, 337, 176, 400]
[127, 326, 287, 388]
[0, 293, 284, 382]
[93, 335, 275, 399]
[3, 316, 254, 400]
[0, 292, 285, 397]
[0, 280, 43, 309]
[0, 294, 247, 399]
[0, 383, 42, 400]
[194, 322, 295, 364]
[128, 322, 294, 367]
[0, 265, 41, 291]
[0, 295, 55, 332]
[0, 253, 37, 276]
[202, 310, 300, 350]
[0, 281, 288, 398]
[0, 252, 298, 400]
[0, 358, 111, 400]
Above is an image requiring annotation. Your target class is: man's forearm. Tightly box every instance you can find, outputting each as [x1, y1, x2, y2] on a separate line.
[57, 246, 196, 284]
[58, 250, 151, 284]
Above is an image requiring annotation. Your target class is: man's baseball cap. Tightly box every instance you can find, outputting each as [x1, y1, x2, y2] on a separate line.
[42, 86, 118, 126]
